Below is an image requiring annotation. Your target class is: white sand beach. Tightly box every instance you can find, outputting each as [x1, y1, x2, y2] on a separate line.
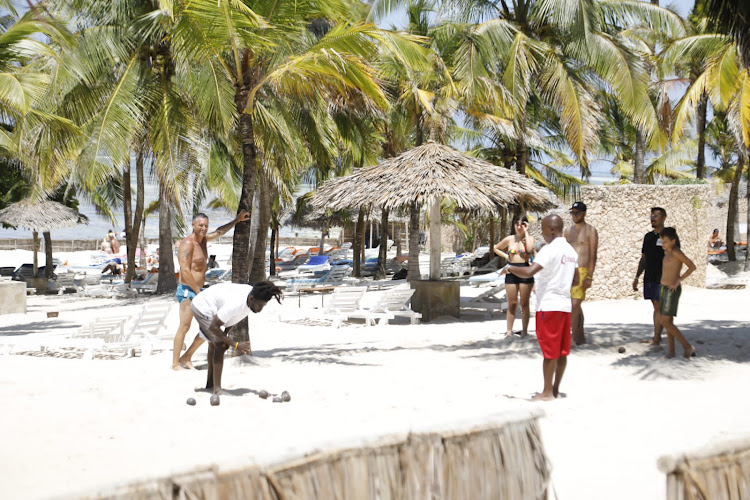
[0, 283, 749, 499]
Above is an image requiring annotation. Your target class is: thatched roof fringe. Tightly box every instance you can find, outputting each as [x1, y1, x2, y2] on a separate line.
[0, 199, 89, 233]
[309, 142, 554, 213]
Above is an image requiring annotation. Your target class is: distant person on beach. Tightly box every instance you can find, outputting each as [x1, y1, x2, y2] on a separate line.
[708, 229, 724, 249]
[501, 214, 579, 401]
[659, 227, 697, 359]
[101, 258, 123, 276]
[633, 207, 667, 346]
[147, 248, 159, 267]
[207, 255, 219, 269]
[564, 202, 598, 345]
[190, 281, 283, 394]
[107, 229, 120, 254]
[172, 210, 250, 371]
[494, 215, 535, 338]
[100, 236, 112, 254]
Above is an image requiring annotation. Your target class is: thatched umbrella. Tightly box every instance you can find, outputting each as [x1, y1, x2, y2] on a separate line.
[0, 199, 89, 278]
[309, 142, 554, 280]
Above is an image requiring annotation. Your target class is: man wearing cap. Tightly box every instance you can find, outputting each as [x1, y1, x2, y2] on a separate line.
[564, 201, 598, 345]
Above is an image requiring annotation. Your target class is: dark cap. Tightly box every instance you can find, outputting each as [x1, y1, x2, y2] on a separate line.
[570, 201, 587, 212]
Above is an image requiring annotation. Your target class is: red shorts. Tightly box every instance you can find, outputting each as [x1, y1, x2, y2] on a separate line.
[535, 311, 571, 359]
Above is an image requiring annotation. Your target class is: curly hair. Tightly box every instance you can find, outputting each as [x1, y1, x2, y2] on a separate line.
[250, 281, 284, 304]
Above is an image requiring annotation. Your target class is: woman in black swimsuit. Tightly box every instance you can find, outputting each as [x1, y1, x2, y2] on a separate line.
[493, 215, 535, 337]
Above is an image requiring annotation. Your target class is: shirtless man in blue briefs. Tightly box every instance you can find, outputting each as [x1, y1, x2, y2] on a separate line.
[172, 210, 249, 370]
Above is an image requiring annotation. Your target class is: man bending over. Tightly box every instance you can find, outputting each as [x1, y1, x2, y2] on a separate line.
[190, 281, 284, 394]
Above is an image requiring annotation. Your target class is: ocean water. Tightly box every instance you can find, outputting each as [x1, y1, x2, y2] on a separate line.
[0, 179, 333, 242]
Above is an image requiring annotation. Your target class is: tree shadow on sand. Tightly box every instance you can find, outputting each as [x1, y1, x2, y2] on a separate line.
[0, 320, 74, 336]
[255, 343, 387, 367]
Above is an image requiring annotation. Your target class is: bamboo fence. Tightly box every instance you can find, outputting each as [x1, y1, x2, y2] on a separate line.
[71, 411, 551, 500]
[658, 436, 750, 500]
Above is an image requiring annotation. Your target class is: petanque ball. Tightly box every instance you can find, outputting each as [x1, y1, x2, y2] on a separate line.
[186, 397, 196, 406]
[210, 394, 220, 406]
[259, 390, 269, 399]
[281, 391, 291, 403]
[618, 347, 626, 354]
[272, 397, 282, 403]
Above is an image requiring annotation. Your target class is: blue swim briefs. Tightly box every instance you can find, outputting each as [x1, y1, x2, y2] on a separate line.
[175, 283, 197, 303]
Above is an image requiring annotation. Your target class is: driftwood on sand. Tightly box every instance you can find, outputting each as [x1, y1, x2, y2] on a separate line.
[74, 411, 550, 500]
[658, 435, 750, 500]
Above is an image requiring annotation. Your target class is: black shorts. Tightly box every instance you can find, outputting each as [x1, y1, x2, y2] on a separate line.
[505, 262, 534, 285]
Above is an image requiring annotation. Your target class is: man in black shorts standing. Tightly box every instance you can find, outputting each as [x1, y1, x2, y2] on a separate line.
[633, 207, 667, 346]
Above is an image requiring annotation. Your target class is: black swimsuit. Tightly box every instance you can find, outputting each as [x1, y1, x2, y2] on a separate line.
[505, 262, 534, 285]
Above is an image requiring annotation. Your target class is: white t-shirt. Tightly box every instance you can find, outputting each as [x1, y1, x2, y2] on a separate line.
[190, 283, 253, 328]
[533, 237, 578, 312]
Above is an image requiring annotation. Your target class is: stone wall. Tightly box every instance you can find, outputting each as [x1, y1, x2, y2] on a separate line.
[573, 185, 711, 300]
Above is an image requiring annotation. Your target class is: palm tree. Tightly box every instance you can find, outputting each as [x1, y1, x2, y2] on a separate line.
[170, 0, 428, 285]
[448, 0, 684, 181]
[671, 31, 750, 261]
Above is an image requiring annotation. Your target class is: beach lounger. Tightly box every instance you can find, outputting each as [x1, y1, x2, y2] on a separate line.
[296, 255, 330, 273]
[131, 272, 157, 294]
[468, 269, 503, 287]
[322, 286, 369, 327]
[460, 284, 508, 319]
[104, 302, 174, 356]
[285, 266, 353, 292]
[343, 287, 421, 326]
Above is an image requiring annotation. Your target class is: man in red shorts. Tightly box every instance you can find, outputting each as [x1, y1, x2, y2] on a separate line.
[502, 214, 579, 401]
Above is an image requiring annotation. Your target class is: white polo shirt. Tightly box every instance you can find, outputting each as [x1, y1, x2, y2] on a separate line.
[533, 237, 578, 312]
[190, 283, 253, 327]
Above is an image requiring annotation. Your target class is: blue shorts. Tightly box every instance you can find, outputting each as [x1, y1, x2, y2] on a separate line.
[643, 281, 661, 301]
[176, 283, 197, 303]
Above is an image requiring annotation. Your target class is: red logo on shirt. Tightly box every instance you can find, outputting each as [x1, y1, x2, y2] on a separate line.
[560, 256, 577, 264]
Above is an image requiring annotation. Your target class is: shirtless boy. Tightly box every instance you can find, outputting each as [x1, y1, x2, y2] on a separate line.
[659, 227, 697, 359]
[172, 210, 250, 370]
[564, 201, 598, 345]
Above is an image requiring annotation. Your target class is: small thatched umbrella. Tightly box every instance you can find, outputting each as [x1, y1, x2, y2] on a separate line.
[0, 199, 89, 278]
[310, 142, 554, 280]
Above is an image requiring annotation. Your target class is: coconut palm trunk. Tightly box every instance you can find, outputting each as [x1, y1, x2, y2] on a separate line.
[375, 207, 389, 280]
[353, 207, 365, 277]
[269, 224, 277, 276]
[231, 91, 258, 285]
[156, 183, 176, 293]
[43, 231, 53, 279]
[123, 147, 145, 283]
[696, 93, 708, 179]
[249, 170, 270, 284]
[634, 128, 646, 183]
[726, 157, 744, 261]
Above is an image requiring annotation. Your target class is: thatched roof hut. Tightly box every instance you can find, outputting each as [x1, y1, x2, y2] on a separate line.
[309, 142, 554, 213]
[0, 199, 89, 232]
[0, 199, 89, 278]
[309, 142, 555, 281]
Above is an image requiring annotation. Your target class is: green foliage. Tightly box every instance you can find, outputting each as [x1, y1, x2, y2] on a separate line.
[663, 178, 709, 185]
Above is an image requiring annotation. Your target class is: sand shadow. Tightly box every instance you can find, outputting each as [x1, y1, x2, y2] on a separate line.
[0, 320, 74, 336]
